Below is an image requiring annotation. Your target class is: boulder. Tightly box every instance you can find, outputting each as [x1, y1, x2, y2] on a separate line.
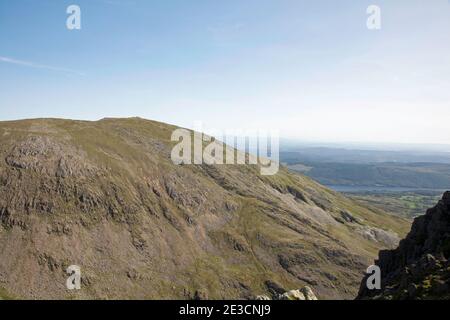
[278, 290, 306, 300]
[300, 286, 318, 300]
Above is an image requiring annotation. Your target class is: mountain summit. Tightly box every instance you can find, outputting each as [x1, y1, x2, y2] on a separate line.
[0, 118, 407, 299]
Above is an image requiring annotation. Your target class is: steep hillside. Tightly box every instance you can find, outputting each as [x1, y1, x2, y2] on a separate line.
[0, 118, 408, 300]
[358, 192, 450, 300]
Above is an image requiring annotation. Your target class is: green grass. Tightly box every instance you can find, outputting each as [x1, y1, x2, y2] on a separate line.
[348, 192, 443, 219]
[0, 287, 13, 300]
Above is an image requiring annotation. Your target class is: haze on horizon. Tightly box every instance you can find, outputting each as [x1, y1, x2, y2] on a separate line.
[1, 0, 449, 145]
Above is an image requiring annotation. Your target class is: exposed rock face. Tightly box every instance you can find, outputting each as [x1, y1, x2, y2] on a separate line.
[257, 286, 318, 300]
[279, 289, 306, 300]
[357, 192, 450, 300]
[356, 225, 400, 249]
[0, 118, 409, 300]
[300, 286, 318, 300]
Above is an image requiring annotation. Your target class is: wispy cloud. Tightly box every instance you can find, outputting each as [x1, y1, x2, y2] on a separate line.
[100, 0, 136, 6]
[0, 56, 85, 76]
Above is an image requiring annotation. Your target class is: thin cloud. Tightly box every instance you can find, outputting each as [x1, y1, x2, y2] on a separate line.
[0, 56, 85, 76]
[100, 0, 136, 6]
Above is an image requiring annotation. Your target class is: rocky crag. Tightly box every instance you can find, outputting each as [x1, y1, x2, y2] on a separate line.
[256, 285, 318, 300]
[358, 192, 450, 300]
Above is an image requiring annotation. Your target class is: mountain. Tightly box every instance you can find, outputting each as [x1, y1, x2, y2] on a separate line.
[0, 118, 408, 300]
[357, 192, 450, 300]
[280, 147, 450, 164]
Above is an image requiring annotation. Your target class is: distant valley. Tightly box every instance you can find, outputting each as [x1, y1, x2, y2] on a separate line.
[281, 145, 450, 218]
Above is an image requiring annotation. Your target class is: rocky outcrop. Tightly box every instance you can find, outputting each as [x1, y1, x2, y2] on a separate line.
[355, 225, 400, 249]
[256, 286, 318, 300]
[357, 192, 450, 300]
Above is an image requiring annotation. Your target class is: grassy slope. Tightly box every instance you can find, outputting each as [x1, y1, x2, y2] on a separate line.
[0, 118, 409, 300]
[0, 287, 13, 300]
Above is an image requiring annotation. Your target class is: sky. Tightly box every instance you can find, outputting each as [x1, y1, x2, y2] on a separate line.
[0, 0, 450, 145]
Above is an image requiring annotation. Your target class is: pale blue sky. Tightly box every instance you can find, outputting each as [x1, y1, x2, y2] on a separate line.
[1, 0, 449, 144]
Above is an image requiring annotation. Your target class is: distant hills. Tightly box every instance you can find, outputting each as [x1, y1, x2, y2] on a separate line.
[281, 147, 450, 190]
[280, 143, 450, 164]
[288, 161, 450, 190]
[0, 118, 408, 299]
[282, 146, 450, 220]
